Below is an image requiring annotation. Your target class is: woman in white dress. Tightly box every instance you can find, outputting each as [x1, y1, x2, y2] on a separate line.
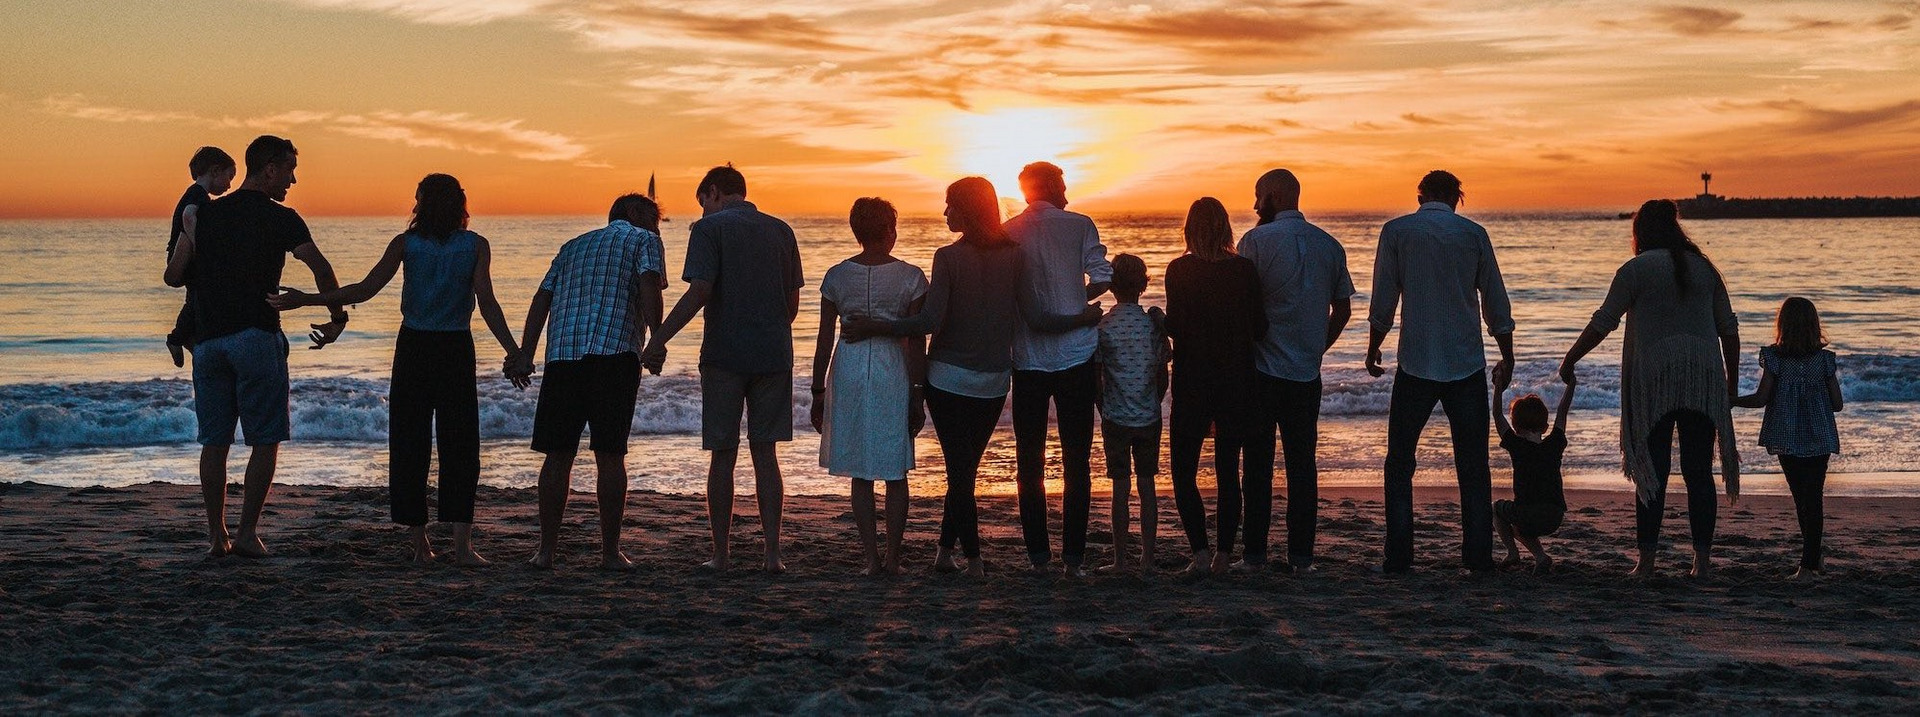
[810, 197, 927, 575]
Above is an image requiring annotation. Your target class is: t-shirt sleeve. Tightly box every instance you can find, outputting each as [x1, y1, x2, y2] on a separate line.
[640, 230, 666, 277]
[819, 264, 841, 306]
[1498, 434, 1519, 453]
[1758, 345, 1777, 373]
[282, 212, 315, 254]
[1821, 349, 1836, 379]
[539, 254, 562, 293]
[682, 222, 718, 284]
[1547, 432, 1568, 454]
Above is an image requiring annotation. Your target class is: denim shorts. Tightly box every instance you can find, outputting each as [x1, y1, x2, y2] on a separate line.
[192, 328, 291, 446]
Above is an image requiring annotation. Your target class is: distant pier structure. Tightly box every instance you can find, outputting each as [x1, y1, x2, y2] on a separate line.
[1666, 172, 1920, 219]
[1699, 172, 1714, 199]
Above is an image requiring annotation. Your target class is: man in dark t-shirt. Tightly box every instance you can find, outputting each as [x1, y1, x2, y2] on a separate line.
[642, 165, 804, 574]
[164, 135, 348, 560]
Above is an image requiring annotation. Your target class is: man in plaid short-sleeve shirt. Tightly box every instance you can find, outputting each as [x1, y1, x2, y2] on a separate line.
[511, 194, 665, 570]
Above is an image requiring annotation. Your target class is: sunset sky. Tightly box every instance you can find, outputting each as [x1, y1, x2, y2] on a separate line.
[3, 0, 1917, 217]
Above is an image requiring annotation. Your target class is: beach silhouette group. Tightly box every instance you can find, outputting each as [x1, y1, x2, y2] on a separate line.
[165, 135, 1845, 581]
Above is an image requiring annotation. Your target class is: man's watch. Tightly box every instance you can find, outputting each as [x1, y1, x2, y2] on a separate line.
[330, 311, 350, 325]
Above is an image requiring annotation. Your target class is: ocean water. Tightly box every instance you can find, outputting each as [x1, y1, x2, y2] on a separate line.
[2, 212, 1917, 497]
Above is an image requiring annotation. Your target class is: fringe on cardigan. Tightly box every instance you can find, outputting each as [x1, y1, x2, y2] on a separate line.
[1617, 335, 1742, 506]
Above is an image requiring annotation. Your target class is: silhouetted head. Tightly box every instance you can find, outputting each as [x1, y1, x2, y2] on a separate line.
[408, 174, 469, 240]
[945, 176, 1010, 246]
[1183, 197, 1235, 260]
[1510, 394, 1548, 435]
[849, 197, 898, 254]
[608, 193, 661, 233]
[1111, 253, 1148, 303]
[1773, 296, 1827, 358]
[1416, 170, 1463, 208]
[1254, 168, 1301, 224]
[242, 135, 298, 202]
[189, 146, 236, 195]
[695, 164, 747, 214]
[1018, 162, 1068, 208]
[1631, 199, 1712, 294]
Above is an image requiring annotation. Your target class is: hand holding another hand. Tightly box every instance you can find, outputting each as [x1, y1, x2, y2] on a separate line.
[639, 341, 667, 375]
[268, 286, 313, 312]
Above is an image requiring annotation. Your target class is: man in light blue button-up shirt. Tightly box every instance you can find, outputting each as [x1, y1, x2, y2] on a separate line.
[1236, 169, 1354, 572]
[1366, 170, 1515, 574]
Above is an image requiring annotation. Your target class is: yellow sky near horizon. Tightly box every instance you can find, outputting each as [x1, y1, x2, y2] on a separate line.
[1, 0, 1917, 218]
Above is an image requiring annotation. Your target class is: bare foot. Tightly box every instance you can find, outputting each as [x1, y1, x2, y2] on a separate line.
[454, 548, 490, 567]
[1789, 566, 1822, 581]
[1094, 561, 1130, 575]
[1501, 553, 1525, 568]
[527, 550, 555, 570]
[1688, 555, 1713, 579]
[1532, 555, 1553, 575]
[168, 343, 186, 368]
[965, 559, 986, 578]
[697, 557, 726, 573]
[205, 537, 232, 560]
[231, 534, 271, 559]
[601, 551, 636, 571]
[1178, 553, 1212, 579]
[1628, 551, 1657, 578]
[1211, 551, 1231, 575]
[860, 559, 885, 577]
[764, 559, 788, 575]
[410, 536, 437, 565]
[1063, 564, 1088, 579]
[1228, 558, 1263, 572]
[932, 548, 960, 573]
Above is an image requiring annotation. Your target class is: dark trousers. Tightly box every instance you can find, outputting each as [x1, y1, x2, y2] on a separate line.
[1384, 369, 1494, 572]
[1246, 374, 1322, 565]
[928, 385, 1006, 559]
[1780, 454, 1829, 569]
[1012, 362, 1097, 566]
[1636, 409, 1718, 552]
[388, 328, 480, 526]
[1169, 419, 1254, 556]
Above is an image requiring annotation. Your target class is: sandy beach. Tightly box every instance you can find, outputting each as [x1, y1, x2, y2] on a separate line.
[3, 481, 1917, 714]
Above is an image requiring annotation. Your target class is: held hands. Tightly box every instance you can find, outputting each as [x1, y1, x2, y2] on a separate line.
[1558, 360, 1578, 386]
[1491, 357, 1514, 391]
[639, 340, 667, 375]
[503, 351, 534, 390]
[1493, 368, 1512, 394]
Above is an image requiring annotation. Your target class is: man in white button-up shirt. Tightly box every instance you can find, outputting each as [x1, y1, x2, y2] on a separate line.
[1366, 170, 1515, 575]
[1237, 169, 1354, 573]
[1006, 162, 1113, 576]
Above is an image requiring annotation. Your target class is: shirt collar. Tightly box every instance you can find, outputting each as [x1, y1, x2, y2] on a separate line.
[1418, 201, 1455, 213]
[607, 219, 633, 229]
[1272, 209, 1305, 221]
[1024, 200, 1060, 214]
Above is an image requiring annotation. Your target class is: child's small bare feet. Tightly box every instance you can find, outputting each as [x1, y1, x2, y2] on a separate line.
[1532, 555, 1553, 575]
[1501, 553, 1525, 568]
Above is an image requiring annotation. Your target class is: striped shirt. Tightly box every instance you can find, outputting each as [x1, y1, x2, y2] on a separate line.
[538, 220, 664, 363]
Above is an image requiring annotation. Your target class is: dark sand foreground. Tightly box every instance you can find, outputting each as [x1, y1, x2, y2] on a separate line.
[3, 481, 1918, 714]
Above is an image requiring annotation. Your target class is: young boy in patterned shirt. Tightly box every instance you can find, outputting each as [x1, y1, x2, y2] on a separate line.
[1094, 254, 1169, 576]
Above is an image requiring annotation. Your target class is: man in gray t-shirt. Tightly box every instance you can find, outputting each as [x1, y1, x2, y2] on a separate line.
[1235, 169, 1354, 573]
[643, 165, 804, 574]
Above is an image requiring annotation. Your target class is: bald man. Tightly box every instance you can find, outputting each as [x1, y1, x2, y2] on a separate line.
[1234, 169, 1354, 573]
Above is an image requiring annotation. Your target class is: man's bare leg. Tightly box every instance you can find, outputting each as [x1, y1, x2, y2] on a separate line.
[883, 480, 907, 575]
[199, 444, 232, 558]
[853, 479, 881, 575]
[749, 441, 785, 574]
[231, 443, 278, 558]
[529, 450, 573, 569]
[704, 447, 738, 571]
[451, 522, 488, 566]
[594, 450, 634, 571]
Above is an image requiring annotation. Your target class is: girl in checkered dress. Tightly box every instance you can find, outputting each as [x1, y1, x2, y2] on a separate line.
[1735, 297, 1843, 579]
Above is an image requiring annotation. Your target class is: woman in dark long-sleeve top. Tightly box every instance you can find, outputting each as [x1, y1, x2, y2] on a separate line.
[1164, 197, 1267, 576]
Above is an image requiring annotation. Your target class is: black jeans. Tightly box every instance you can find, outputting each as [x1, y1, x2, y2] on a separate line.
[928, 385, 1006, 559]
[1012, 362, 1097, 567]
[1384, 369, 1494, 572]
[389, 328, 480, 526]
[1245, 374, 1321, 565]
[1637, 409, 1718, 553]
[1780, 454, 1829, 569]
[1169, 403, 1256, 557]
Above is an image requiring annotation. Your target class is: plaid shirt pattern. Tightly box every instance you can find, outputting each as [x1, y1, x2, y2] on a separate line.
[539, 220, 664, 363]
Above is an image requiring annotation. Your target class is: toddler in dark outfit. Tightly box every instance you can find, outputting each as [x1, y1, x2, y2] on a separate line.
[1492, 373, 1575, 573]
[164, 146, 237, 367]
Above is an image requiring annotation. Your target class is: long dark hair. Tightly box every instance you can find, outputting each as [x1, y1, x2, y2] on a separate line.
[947, 177, 1011, 247]
[1631, 199, 1710, 294]
[1183, 197, 1235, 260]
[1774, 296, 1827, 358]
[408, 173, 469, 240]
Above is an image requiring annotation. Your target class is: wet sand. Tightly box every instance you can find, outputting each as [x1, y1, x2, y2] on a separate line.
[2, 481, 1917, 713]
